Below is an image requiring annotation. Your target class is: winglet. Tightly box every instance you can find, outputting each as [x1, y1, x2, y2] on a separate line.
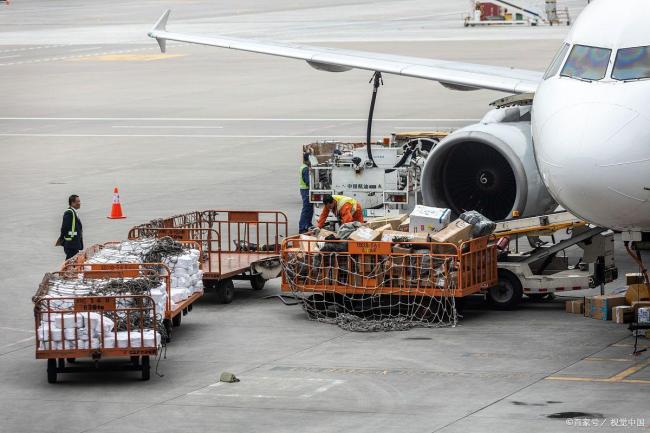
[148, 9, 170, 53]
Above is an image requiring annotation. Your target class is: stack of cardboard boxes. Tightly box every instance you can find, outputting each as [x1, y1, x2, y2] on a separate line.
[291, 205, 486, 288]
[566, 273, 650, 336]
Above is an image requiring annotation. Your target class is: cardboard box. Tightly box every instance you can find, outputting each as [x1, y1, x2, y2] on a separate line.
[349, 226, 382, 242]
[365, 214, 408, 231]
[625, 283, 650, 304]
[409, 205, 451, 234]
[565, 299, 584, 314]
[299, 234, 319, 252]
[398, 217, 410, 232]
[631, 301, 650, 316]
[626, 273, 645, 285]
[638, 307, 650, 324]
[584, 296, 592, 318]
[430, 219, 473, 245]
[316, 229, 337, 240]
[589, 295, 627, 320]
[375, 223, 393, 234]
[613, 306, 634, 324]
[381, 230, 429, 243]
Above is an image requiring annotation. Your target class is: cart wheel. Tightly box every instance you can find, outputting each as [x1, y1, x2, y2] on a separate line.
[47, 359, 57, 384]
[215, 279, 235, 304]
[487, 270, 523, 310]
[172, 313, 182, 327]
[57, 358, 65, 369]
[163, 319, 173, 343]
[141, 356, 150, 381]
[251, 274, 266, 290]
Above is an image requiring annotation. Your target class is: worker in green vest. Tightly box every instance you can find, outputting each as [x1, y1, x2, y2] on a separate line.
[56, 194, 84, 259]
[299, 152, 314, 233]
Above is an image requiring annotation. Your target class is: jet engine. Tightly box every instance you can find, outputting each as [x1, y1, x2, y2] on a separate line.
[421, 106, 557, 220]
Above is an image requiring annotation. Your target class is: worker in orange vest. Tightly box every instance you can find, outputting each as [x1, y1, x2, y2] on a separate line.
[317, 194, 364, 228]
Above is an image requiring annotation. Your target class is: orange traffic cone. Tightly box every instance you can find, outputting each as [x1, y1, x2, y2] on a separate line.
[107, 187, 126, 219]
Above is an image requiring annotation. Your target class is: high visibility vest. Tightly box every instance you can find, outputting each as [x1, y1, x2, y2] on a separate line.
[299, 164, 309, 189]
[332, 195, 359, 216]
[64, 208, 78, 241]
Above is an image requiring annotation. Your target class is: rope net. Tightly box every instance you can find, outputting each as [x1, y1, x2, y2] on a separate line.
[282, 247, 459, 332]
[34, 273, 167, 349]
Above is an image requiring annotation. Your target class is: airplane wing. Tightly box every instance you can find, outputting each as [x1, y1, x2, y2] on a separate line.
[148, 10, 542, 94]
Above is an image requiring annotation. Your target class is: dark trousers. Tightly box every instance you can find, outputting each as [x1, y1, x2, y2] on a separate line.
[299, 189, 314, 233]
[64, 246, 80, 260]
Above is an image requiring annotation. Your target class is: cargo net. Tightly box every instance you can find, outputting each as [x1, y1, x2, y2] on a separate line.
[282, 250, 459, 332]
[34, 275, 166, 341]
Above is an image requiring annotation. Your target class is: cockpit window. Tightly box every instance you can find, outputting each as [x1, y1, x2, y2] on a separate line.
[560, 44, 611, 81]
[543, 43, 570, 80]
[612, 46, 650, 81]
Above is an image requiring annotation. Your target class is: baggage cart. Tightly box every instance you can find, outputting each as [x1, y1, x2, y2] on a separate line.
[128, 210, 287, 303]
[62, 240, 203, 340]
[281, 236, 497, 297]
[33, 269, 161, 383]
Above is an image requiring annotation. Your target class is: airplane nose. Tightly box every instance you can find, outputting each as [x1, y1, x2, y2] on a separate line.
[535, 103, 650, 230]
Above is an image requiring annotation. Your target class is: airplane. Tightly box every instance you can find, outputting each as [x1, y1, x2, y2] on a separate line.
[147, 0, 650, 238]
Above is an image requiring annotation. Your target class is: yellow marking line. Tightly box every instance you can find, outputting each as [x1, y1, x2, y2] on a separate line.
[74, 54, 185, 62]
[546, 359, 650, 384]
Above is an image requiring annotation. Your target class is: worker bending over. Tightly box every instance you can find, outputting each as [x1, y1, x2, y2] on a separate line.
[317, 194, 364, 228]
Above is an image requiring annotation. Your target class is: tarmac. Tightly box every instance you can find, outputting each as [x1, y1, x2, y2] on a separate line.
[1, 1, 649, 432]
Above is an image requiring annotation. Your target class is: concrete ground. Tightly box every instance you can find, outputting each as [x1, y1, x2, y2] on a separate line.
[1, 1, 648, 432]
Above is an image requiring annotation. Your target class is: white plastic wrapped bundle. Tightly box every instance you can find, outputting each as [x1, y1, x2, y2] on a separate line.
[149, 284, 168, 315]
[171, 288, 190, 303]
[38, 324, 63, 342]
[87, 312, 115, 336]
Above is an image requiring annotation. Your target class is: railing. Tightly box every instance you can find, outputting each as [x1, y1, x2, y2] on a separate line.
[33, 271, 159, 358]
[281, 236, 497, 297]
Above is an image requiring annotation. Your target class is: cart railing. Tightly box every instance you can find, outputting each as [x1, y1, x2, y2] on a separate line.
[281, 236, 497, 297]
[131, 210, 288, 255]
[198, 210, 288, 254]
[127, 227, 221, 274]
[34, 271, 159, 359]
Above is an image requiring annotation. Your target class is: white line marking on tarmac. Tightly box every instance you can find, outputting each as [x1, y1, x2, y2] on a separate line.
[111, 125, 224, 129]
[2, 336, 34, 349]
[0, 117, 479, 122]
[0, 327, 33, 334]
[0, 133, 367, 138]
[0, 44, 65, 54]
[68, 46, 102, 52]
[0, 55, 20, 59]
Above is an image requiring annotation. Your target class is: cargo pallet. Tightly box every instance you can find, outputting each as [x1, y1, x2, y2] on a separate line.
[63, 240, 203, 341]
[128, 210, 287, 304]
[34, 270, 161, 383]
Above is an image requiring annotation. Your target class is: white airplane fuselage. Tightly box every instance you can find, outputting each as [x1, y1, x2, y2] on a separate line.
[532, 0, 650, 232]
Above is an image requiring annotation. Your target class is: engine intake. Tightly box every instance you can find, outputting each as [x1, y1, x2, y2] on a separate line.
[421, 107, 556, 221]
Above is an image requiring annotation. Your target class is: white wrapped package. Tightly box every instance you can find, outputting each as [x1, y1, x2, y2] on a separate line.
[64, 328, 89, 341]
[103, 335, 116, 349]
[38, 325, 63, 342]
[68, 314, 86, 328]
[171, 288, 190, 303]
[116, 331, 144, 348]
[150, 285, 168, 315]
[87, 312, 114, 335]
[142, 330, 161, 348]
[173, 275, 190, 289]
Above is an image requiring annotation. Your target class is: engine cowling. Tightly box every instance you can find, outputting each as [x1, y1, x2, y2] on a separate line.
[420, 106, 557, 221]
